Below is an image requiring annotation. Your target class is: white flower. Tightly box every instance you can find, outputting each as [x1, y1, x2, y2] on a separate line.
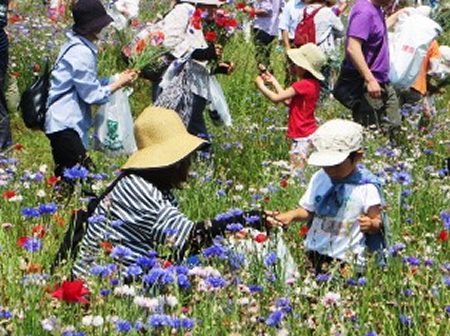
[41, 316, 58, 331]
[9, 195, 23, 202]
[321, 292, 341, 306]
[92, 315, 104, 327]
[82, 315, 94, 326]
[114, 285, 136, 296]
[36, 190, 46, 198]
[39, 165, 48, 174]
[235, 184, 244, 191]
[163, 295, 178, 307]
[133, 296, 159, 311]
[236, 297, 250, 306]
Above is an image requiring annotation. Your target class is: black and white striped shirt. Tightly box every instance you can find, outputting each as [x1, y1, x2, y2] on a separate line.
[73, 174, 195, 277]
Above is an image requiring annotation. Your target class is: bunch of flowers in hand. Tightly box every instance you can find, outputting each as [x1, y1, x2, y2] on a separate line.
[235, 2, 256, 18]
[121, 28, 169, 77]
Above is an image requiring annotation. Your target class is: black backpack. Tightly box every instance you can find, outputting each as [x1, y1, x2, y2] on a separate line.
[52, 174, 125, 271]
[19, 44, 81, 131]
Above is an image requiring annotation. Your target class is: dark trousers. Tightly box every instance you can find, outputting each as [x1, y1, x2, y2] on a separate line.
[253, 28, 275, 69]
[0, 43, 11, 150]
[187, 94, 208, 139]
[47, 129, 93, 177]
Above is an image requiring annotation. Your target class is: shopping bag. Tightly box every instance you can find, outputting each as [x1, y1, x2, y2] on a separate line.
[207, 75, 232, 127]
[389, 12, 442, 89]
[93, 87, 137, 157]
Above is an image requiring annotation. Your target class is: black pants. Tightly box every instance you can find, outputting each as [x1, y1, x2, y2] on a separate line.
[0, 42, 11, 150]
[187, 94, 208, 139]
[253, 28, 275, 69]
[47, 129, 94, 177]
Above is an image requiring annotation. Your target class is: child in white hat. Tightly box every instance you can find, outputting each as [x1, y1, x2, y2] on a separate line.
[255, 43, 326, 177]
[266, 119, 389, 274]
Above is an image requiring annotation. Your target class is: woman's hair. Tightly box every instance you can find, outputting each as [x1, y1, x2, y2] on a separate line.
[124, 156, 191, 191]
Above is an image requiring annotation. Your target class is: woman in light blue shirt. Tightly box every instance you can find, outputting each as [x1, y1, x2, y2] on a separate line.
[45, 0, 136, 179]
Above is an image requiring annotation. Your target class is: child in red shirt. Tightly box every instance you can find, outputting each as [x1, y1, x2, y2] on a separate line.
[255, 43, 326, 175]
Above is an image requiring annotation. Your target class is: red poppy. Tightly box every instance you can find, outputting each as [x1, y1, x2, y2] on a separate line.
[263, 195, 270, 203]
[279, 180, 288, 188]
[438, 230, 449, 242]
[47, 176, 60, 186]
[135, 39, 146, 54]
[53, 213, 66, 227]
[14, 143, 23, 150]
[17, 236, 29, 247]
[235, 2, 246, 9]
[205, 31, 217, 43]
[216, 17, 226, 26]
[254, 233, 269, 243]
[51, 280, 90, 304]
[9, 14, 22, 24]
[3, 191, 16, 199]
[163, 260, 173, 269]
[130, 18, 140, 27]
[32, 224, 46, 238]
[224, 19, 238, 28]
[100, 241, 113, 253]
[298, 225, 308, 237]
[11, 72, 20, 78]
[191, 8, 203, 30]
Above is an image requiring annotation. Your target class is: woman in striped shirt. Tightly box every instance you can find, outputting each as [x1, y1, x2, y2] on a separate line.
[73, 107, 263, 278]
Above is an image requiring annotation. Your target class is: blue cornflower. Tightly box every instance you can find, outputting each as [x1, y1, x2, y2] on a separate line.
[443, 275, 450, 286]
[177, 274, 190, 289]
[143, 268, 165, 285]
[216, 189, 226, 197]
[180, 318, 195, 329]
[202, 244, 227, 259]
[205, 276, 227, 288]
[134, 320, 146, 331]
[399, 314, 412, 326]
[88, 213, 107, 224]
[365, 331, 378, 336]
[136, 256, 157, 268]
[100, 289, 111, 297]
[21, 207, 41, 218]
[110, 219, 124, 227]
[172, 266, 189, 275]
[404, 288, 413, 297]
[23, 237, 42, 252]
[316, 274, 332, 282]
[441, 210, 450, 229]
[110, 246, 133, 259]
[63, 165, 89, 180]
[116, 319, 132, 332]
[266, 310, 284, 327]
[90, 265, 109, 277]
[392, 171, 413, 186]
[160, 271, 175, 285]
[148, 314, 172, 327]
[390, 243, 406, 257]
[358, 277, 368, 286]
[226, 223, 243, 233]
[264, 251, 277, 267]
[275, 298, 290, 308]
[229, 208, 243, 216]
[445, 305, 450, 314]
[0, 309, 12, 319]
[229, 251, 245, 269]
[248, 285, 263, 292]
[245, 215, 261, 224]
[125, 264, 143, 277]
[347, 278, 357, 286]
[403, 256, 421, 266]
[38, 203, 58, 214]
[424, 259, 434, 267]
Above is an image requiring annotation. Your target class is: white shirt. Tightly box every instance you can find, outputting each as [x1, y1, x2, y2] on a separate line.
[299, 169, 382, 267]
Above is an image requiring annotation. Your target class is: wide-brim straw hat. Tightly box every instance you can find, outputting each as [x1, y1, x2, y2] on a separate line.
[287, 43, 326, 81]
[122, 107, 207, 170]
[181, 0, 225, 6]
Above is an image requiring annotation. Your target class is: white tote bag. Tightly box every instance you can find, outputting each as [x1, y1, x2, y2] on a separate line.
[94, 88, 137, 157]
[389, 12, 442, 89]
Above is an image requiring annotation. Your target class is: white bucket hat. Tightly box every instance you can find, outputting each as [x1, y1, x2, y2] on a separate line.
[308, 119, 363, 167]
[181, 0, 225, 5]
[286, 43, 326, 81]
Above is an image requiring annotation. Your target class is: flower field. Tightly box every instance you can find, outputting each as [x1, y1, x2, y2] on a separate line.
[1, 1, 450, 335]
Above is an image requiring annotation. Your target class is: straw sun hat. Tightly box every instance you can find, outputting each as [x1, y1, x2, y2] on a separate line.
[122, 107, 207, 170]
[287, 43, 326, 81]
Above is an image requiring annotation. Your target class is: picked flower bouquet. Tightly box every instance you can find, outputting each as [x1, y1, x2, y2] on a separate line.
[121, 27, 170, 81]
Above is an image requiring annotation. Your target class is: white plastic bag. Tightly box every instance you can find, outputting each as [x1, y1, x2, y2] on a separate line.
[94, 87, 137, 157]
[107, 0, 140, 31]
[389, 12, 442, 88]
[207, 75, 232, 127]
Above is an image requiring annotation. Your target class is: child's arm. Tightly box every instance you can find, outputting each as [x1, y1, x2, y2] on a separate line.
[266, 207, 313, 228]
[255, 75, 296, 105]
[357, 205, 382, 234]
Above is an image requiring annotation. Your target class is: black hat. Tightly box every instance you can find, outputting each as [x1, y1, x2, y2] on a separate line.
[72, 0, 113, 36]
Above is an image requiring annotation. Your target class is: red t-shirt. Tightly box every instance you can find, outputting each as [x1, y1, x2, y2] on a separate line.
[287, 78, 320, 139]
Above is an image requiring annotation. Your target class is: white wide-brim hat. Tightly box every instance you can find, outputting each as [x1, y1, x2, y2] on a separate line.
[308, 119, 363, 167]
[122, 107, 207, 170]
[287, 43, 326, 81]
[181, 0, 225, 5]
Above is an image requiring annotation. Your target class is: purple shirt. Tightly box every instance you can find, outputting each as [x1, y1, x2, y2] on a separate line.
[344, 0, 390, 83]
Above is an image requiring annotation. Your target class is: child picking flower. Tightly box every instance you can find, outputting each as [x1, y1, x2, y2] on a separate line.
[255, 43, 326, 177]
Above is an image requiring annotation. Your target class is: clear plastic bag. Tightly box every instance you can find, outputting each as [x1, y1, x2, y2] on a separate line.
[93, 88, 137, 157]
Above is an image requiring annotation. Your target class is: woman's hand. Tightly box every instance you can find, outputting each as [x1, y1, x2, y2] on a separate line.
[265, 211, 293, 229]
[109, 69, 139, 93]
[217, 62, 235, 75]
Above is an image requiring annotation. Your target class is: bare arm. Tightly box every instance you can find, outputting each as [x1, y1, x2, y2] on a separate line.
[347, 36, 381, 98]
[266, 207, 314, 228]
[281, 30, 291, 51]
[357, 205, 382, 234]
[255, 76, 296, 104]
